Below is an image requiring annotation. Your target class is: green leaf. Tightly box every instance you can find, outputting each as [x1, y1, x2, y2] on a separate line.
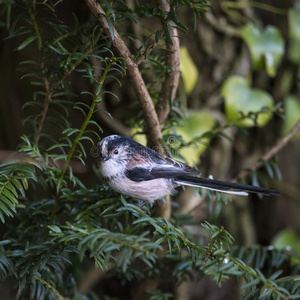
[133, 216, 152, 224]
[0, 202, 13, 217]
[180, 46, 198, 94]
[272, 228, 300, 266]
[17, 36, 38, 51]
[242, 278, 261, 289]
[282, 95, 300, 139]
[62, 128, 80, 136]
[268, 270, 283, 281]
[288, 7, 300, 39]
[288, 6, 300, 63]
[222, 76, 274, 127]
[102, 13, 114, 40]
[0, 240, 11, 246]
[103, 0, 116, 21]
[163, 23, 173, 46]
[288, 38, 300, 63]
[165, 111, 215, 164]
[242, 24, 284, 77]
[0, 163, 36, 222]
[5, 182, 18, 198]
[48, 225, 62, 234]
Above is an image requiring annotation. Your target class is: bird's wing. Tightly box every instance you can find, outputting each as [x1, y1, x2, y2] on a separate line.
[125, 144, 201, 181]
[161, 155, 200, 175]
[124, 143, 200, 174]
[125, 164, 193, 182]
[131, 142, 200, 175]
[125, 164, 280, 197]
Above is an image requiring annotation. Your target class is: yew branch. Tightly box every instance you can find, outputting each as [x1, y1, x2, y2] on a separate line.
[234, 120, 300, 181]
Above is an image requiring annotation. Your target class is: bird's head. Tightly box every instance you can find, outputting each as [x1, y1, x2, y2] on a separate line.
[98, 135, 137, 176]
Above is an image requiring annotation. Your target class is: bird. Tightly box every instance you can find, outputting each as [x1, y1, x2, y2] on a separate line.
[97, 135, 279, 202]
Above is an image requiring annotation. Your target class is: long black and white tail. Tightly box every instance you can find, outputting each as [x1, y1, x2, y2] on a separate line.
[174, 175, 280, 196]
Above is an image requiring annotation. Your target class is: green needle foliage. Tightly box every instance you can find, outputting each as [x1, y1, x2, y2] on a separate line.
[0, 1, 299, 299]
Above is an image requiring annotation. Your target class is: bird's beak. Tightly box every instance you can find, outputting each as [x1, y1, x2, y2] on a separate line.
[102, 156, 109, 162]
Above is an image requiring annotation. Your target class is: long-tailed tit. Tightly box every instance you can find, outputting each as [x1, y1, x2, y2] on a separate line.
[97, 135, 279, 202]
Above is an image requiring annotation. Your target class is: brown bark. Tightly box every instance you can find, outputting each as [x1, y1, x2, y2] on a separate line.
[156, 0, 180, 124]
[84, 0, 163, 152]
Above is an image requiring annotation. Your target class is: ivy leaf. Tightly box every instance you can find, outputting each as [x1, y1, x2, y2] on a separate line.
[272, 228, 300, 266]
[242, 24, 284, 77]
[288, 6, 300, 39]
[180, 46, 198, 94]
[171, 111, 215, 164]
[288, 6, 300, 63]
[131, 110, 214, 165]
[281, 95, 300, 139]
[222, 76, 274, 127]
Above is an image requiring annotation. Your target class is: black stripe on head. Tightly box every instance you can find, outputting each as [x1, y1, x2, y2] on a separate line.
[103, 135, 165, 163]
[106, 136, 135, 150]
[99, 135, 120, 153]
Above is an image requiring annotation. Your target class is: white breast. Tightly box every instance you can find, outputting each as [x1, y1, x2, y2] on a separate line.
[109, 176, 174, 202]
[100, 159, 126, 178]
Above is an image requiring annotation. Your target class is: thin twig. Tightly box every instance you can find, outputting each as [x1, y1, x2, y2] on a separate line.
[153, 0, 180, 228]
[187, 120, 300, 215]
[204, 12, 242, 37]
[34, 275, 65, 300]
[48, 59, 115, 226]
[234, 120, 300, 181]
[89, 54, 131, 136]
[96, 102, 132, 136]
[35, 78, 52, 143]
[35, 45, 95, 144]
[84, 0, 163, 152]
[26, 2, 50, 145]
[135, 30, 164, 65]
[222, 1, 287, 16]
[229, 257, 289, 300]
[30, 5, 98, 145]
[156, 1, 180, 124]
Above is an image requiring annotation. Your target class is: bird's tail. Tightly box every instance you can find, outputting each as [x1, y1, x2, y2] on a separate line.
[174, 175, 279, 196]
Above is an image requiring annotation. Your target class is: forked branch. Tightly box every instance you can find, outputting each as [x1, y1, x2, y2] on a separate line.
[84, 0, 163, 152]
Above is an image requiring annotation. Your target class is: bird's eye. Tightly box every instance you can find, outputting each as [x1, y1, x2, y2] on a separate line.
[113, 148, 119, 155]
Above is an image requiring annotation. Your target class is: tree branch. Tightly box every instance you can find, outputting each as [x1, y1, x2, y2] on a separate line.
[33, 20, 100, 144]
[26, 2, 51, 145]
[96, 102, 131, 137]
[234, 120, 300, 181]
[204, 12, 242, 37]
[156, 1, 180, 124]
[0, 150, 88, 174]
[83, 5, 172, 297]
[132, 5, 178, 298]
[48, 58, 115, 227]
[84, 0, 163, 152]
